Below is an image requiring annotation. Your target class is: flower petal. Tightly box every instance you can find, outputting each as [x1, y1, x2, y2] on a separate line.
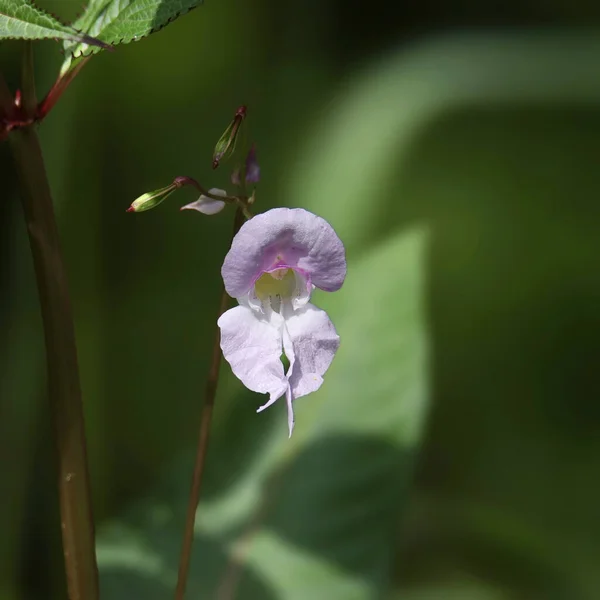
[218, 305, 287, 402]
[281, 325, 296, 437]
[222, 208, 346, 298]
[285, 388, 294, 438]
[283, 302, 340, 399]
[288, 270, 311, 310]
[181, 188, 226, 215]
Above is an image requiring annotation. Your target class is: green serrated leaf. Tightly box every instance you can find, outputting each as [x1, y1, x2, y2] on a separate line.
[61, 0, 203, 73]
[0, 0, 105, 44]
[71, 0, 115, 34]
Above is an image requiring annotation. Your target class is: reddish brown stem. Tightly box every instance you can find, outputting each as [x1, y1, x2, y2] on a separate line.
[9, 47, 99, 600]
[2, 56, 92, 140]
[37, 57, 91, 121]
[0, 71, 15, 141]
[174, 208, 245, 600]
[0, 71, 12, 116]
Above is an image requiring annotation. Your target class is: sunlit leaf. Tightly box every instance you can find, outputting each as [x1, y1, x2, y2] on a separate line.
[0, 0, 107, 44]
[61, 0, 203, 73]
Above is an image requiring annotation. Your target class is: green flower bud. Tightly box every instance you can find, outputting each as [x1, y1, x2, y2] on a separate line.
[126, 176, 202, 213]
[212, 105, 246, 169]
[126, 184, 177, 213]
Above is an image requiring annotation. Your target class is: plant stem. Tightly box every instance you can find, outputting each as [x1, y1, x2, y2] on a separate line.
[37, 57, 91, 121]
[0, 71, 14, 141]
[0, 70, 12, 114]
[174, 208, 245, 600]
[8, 43, 98, 600]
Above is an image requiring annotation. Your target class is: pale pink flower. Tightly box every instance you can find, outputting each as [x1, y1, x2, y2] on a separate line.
[218, 208, 346, 436]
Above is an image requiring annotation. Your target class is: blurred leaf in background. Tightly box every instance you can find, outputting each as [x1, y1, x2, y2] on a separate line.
[2, 0, 600, 599]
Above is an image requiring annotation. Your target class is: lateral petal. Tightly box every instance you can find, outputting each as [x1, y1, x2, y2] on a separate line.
[218, 305, 287, 403]
[283, 303, 340, 399]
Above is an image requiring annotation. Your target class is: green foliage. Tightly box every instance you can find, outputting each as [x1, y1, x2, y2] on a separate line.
[61, 0, 204, 73]
[0, 0, 102, 43]
[3, 3, 600, 597]
[90, 30, 600, 599]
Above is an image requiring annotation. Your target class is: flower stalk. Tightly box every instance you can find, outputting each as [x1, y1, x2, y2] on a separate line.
[174, 208, 246, 600]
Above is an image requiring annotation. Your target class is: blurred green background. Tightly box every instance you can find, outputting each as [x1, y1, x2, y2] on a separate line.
[2, 1, 600, 598]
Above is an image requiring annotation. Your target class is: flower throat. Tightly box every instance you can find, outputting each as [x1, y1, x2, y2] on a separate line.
[254, 268, 295, 312]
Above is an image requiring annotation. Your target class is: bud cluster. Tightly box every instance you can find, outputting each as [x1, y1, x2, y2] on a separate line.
[127, 105, 258, 218]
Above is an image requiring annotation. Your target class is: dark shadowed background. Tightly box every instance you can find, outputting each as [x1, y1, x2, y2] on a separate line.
[1, 1, 600, 599]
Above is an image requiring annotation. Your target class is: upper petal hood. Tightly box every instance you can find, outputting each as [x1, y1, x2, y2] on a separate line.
[222, 208, 347, 298]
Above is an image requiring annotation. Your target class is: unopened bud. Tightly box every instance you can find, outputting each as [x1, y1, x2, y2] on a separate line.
[212, 105, 246, 169]
[245, 144, 260, 184]
[230, 145, 260, 188]
[127, 176, 202, 213]
[127, 184, 177, 213]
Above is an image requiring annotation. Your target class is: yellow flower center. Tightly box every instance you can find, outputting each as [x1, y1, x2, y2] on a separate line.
[254, 268, 295, 301]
